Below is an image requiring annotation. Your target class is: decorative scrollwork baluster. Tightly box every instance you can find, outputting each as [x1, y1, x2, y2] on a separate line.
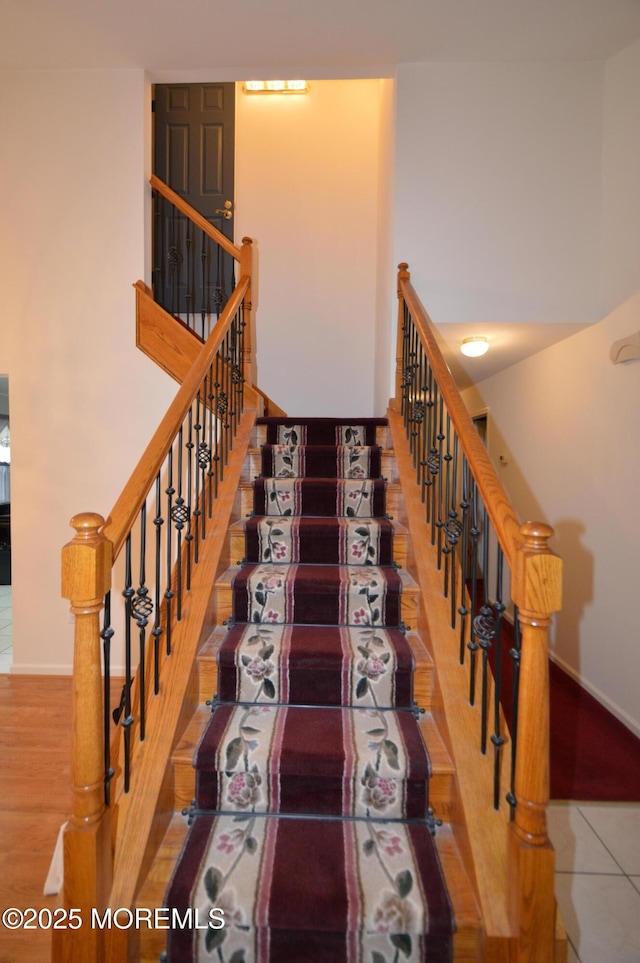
[100, 592, 115, 805]
[152, 472, 164, 695]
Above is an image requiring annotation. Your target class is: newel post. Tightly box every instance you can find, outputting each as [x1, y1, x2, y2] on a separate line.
[392, 263, 411, 411]
[240, 236, 254, 388]
[509, 522, 562, 961]
[56, 513, 113, 963]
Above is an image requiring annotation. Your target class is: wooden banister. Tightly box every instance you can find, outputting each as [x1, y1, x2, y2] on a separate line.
[397, 267, 522, 565]
[104, 275, 249, 560]
[150, 174, 242, 261]
[395, 263, 563, 961]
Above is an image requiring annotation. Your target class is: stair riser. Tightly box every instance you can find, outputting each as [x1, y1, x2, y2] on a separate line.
[253, 425, 391, 449]
[173, 759, 455, 822]
[238, 482, 403, 519]
[229, 523, 408, 569]
[242, 447, 397, 483]
[197, 627, 431, 708]
[213, 574, 418, 628]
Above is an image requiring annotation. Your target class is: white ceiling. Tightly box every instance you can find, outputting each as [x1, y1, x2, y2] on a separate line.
[2, 1, 631, 388]
[2, 0, 640, 72]
[432, 322, 591, 389]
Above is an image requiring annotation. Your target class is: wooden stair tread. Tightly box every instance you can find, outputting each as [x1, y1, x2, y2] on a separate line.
[137, 815, 481, 963]
[172, 707, 456, 815]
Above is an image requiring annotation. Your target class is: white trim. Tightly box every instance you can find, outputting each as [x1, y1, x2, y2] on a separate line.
[10, 663, 126, 677]
[549, 651, 640, 739]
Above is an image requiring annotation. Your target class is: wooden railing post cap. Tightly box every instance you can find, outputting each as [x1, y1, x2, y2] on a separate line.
[69, 512, 107, 537]
[517, 520, 562, 616]
[520, 520, 554, 549]
[62, 512, 112, 603]
[241, 236, 253, 246]
[398, 262, 410, 279]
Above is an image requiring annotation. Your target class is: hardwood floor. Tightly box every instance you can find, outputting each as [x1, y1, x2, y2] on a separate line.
[0, 675, 120, 963]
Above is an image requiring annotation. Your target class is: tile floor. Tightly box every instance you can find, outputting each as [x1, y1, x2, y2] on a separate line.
[549, 801, 640, 962]
[0, 584, 11, 673]
[0, 584, 638, 960]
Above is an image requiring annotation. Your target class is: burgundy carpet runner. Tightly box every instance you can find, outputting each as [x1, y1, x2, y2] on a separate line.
[164, 418, 455, 962]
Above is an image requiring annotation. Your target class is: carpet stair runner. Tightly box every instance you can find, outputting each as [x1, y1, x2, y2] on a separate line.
[155, 418, 463, 962]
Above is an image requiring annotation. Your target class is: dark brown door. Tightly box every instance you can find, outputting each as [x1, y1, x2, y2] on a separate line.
[153, 83, 235, 323]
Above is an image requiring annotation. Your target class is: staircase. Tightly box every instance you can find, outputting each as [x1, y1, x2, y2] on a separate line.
[138, 417, 482, 961]
[56, 181, 564, 963]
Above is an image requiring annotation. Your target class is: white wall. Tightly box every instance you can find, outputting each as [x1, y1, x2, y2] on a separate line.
[394, 62, 603, 325]
[462, 295, 640, 735]
[235, 80, 382, 417]
[600, 38, 640, 314]
[0, 70, 175, 673]
[373, 78, 396, 413]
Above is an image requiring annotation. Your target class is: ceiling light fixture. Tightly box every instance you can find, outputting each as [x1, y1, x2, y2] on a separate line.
[460, 336, 489, 358]
[243, 80, 309, 94]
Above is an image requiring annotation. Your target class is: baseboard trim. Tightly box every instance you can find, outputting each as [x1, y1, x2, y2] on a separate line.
[10, 662, 128, 676]
[549, 651, 640, 739]
[10, 663, 73, 675]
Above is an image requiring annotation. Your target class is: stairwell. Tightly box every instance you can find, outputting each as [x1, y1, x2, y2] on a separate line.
[136, 417, 482, 962]
[56, 183, 564, 963]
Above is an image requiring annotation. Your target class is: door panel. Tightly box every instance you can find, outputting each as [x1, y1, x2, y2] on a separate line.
[153, 83, 235, 326]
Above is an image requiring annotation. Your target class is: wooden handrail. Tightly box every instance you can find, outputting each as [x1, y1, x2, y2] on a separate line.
[397, 266, 522, 568]
[150, 174, 242, 262]
[395, 263, 563, 961]
[103, 275, 249, 560]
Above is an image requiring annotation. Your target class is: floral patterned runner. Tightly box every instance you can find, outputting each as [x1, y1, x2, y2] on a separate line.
[164, 417, 454, 962]
[231, 564, 402, 627]
[243, 517, 393, 566]
[216, 624, 415, 708]
[262, 445, 381, 480]
[259, 419, 385, 447]
[166, 814, 454, 963]
[253, 478, 388, 518]
[194, 703, 430, 818]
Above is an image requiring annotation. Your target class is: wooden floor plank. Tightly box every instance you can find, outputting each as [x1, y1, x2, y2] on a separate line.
[0, 674, 123, 963]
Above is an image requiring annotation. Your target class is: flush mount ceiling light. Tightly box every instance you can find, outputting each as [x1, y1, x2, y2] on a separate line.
[460, 336, 489, 358]
[243, 80, 309, 94]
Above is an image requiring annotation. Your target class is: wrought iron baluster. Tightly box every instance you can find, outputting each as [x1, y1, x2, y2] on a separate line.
[468, 481, 480, 705]
[100, 591, 115, 805]
[507, 607, 522, 819]
[185, 411, 194, 590]
[198, 376, 211, 541]
[214, 242, 224, 319]
[435, 395, 445, 566]
[458, 456, 471, 664]
[200, 231, 207, 340]
[442, 412, 453, 595]
[213, 354, 221, 501]
[446, 432, 462, 629]
[165, 447, 175, 654]
[122, 535, 134, 792]
[236, 306, 247, 431]
[417, 353, 428, 493]
[193, 394, 202, 561]
[152, 472, 163, 695]
[172, 427, 188, 620]
[476, 506, 495, 754]
[207, 365, 215, 519]
[491, 546, 507, 809]
[132, 503, 153, 741]
[185, 217, 194, 333]
[206, 235, 213, 332]
[424, 366, 435, 519]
